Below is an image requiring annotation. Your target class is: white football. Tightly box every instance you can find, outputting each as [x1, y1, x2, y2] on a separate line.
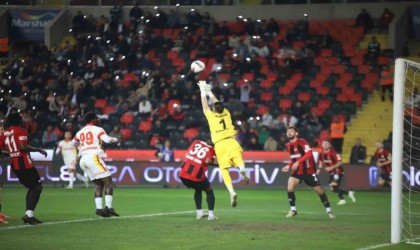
[191, 60, 205, 73]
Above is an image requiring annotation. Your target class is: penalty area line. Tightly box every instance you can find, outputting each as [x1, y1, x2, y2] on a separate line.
[0, 210, 195, 231]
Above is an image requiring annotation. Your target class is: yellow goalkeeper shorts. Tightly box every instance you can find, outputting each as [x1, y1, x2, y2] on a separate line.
[215, 138, 244, 170]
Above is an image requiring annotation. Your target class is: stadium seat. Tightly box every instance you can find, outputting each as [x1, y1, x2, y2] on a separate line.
[260, 92, 273, 102]
[321, 49, 332, 57]
[149, 135, 162, 147]
[267, 73, 278, 81]
[298, 93, 311, 103]
[138, 120, 152, 134]
[336, 93, 349, 103]
[120, 113, 134, 126]
[183, 128, 199, 142]
[121, 129, 132, 139]
[103, 106, 116, 115]
[94, 99, 107, 109]
[256, 106, 270, 115]
[279, 85, 293, 96]
[167, 50, 178, 60]
[279, 99, 292, 112]
[318, 100, 331, 110]
[219, 73, 231, 82]
[260, 80, 273, 90]
[243, 73, 255, 81]
[316, 87, 330, 97]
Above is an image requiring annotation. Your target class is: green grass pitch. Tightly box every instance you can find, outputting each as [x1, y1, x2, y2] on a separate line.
[0, 187, 418, 250]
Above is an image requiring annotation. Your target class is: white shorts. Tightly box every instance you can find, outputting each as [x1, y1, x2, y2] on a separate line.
[79, 154, 111, 180]
[64, 159, 77, 170]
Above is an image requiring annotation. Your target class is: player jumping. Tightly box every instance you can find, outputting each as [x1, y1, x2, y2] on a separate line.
[197, 81, 249, 207]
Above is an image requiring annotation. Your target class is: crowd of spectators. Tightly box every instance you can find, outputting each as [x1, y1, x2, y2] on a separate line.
[0, 5, 390, 152]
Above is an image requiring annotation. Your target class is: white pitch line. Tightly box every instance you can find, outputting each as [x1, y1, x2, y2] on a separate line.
[0, 210, 195, 231]
[218, 209, 371, 216]
[355, 243, 395, 250]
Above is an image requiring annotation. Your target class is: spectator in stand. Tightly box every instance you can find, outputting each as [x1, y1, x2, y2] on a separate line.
[282, 111, 298, 128]
[266, 18, 280, 36]
[380, 65, 393, 102]
[355, 9, 374, 31]
[151, 119, 169, 138]
[72, 11, 85, 36]
[138, 96, 152, 120]
[246, 136, 263, 151]
[378, 8, 394, 30]
[110, 4, 123, 26]
[152, 102, 168, 122]
[264, 135, 278, 151]
[350, 138, 367, 164]
[42, 125, 58, 148]
[257, 125, 270, 146]
[157, 139, 174, 162]
[239, 83, 251, 107]
[304, 111, 322, 133]
[109, 125, 123, 147]
[170, 105, 186, 124]
[260, 109, 273, 128]
[291, 101, 307, 119]
[330, 116, 346, 154]
[277, 134, 288, 151]
[367, 36, 381, 60]
[129, 2, 143, 31]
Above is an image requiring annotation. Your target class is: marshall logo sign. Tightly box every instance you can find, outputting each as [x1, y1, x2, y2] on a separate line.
[9, 9, 60, 41]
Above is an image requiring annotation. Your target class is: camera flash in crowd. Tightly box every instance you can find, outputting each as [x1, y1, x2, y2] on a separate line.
[237, 121, 242, 126]
[191, 8, 195, 12]
[69, 29, 72, 32]
[154, 6, 158, 9]
[176, 4, 180, 6]
[238, 16, 243, 19]
[304, 13, 308, 17]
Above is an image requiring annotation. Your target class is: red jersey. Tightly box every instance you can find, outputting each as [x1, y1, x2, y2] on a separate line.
[179, 140, 215, 182]
[0, 126, 34, 170]
[374, 149, 392, 174]
[319, 149, 344, 175]
[286, 138, 316, 175]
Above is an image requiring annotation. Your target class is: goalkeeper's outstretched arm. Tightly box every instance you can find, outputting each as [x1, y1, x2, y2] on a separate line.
[198, 81, 211, 113]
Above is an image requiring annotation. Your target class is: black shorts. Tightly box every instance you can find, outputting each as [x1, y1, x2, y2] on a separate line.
[12, 167, 42, 189]
[380, 173, 392, 182]
[329, 173, 344, 186]
[180, 177, 210, 191]
[291, 173, 321, 187]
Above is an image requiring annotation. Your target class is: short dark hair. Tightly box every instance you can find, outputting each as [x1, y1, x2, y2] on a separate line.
[6, 112, 22, 127]
[287, 126, 299, 132]
[84, 112, 97, 123]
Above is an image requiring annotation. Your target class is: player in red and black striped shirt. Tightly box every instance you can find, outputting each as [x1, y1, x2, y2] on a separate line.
[318, 140, 356, 205]
[374, 141, 392, 187]
[179, 140, 218, 221]
[0, 113, 47, 225]
[281, 127, 335, 219]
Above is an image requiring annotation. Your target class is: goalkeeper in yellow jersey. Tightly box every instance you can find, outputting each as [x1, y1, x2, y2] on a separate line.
[197, 81, 249, 207]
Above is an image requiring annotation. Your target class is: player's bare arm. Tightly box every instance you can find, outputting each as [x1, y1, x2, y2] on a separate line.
[20, 142, 47, 157]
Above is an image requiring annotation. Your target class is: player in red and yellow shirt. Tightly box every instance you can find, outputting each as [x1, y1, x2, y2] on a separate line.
[374, 141, 392, 187]
[318, 140, 356, 205]
[0, 113, 47, 225]
[281, 127, 335, 219]
[180, 140, 218, 221]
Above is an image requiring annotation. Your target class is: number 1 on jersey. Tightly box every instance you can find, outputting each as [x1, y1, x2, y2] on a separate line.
[219, 119, 226, 130]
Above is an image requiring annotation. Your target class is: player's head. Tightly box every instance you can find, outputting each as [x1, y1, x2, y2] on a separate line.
[64, 131, 72, 140]
[286, 126, 299, 140]
[213, 102, 224, 114]
[84, 112, 100, 126]
[5, 112, 23, 128]
[375, 141, 383, 150]
[322, 140, 332, 151]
